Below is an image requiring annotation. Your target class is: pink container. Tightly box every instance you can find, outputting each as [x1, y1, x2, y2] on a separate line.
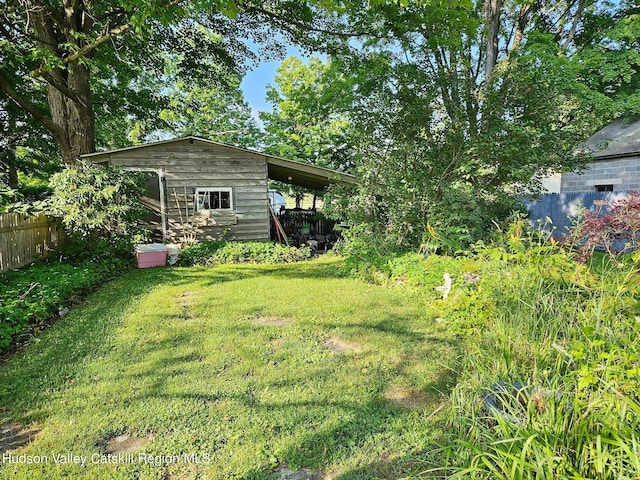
[135, 244, 167, 268]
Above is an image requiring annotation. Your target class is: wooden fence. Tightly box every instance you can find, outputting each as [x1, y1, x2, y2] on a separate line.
[522, 192, 629, 239]
[0, 214, 65, 271]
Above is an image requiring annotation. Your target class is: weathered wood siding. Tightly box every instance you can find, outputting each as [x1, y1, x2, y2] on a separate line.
[103, 139, 270, 243]
[0, 214, 65, 271]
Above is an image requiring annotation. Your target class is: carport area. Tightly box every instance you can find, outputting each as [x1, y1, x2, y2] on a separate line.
[265, 157, 356, 249]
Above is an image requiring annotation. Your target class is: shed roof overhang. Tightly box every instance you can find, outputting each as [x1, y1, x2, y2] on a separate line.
[266, 156, 356, 191]
[81, 136, 357, 191]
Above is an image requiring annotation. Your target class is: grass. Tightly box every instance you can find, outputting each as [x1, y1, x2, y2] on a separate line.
[427, 245, 640, 479]
[0, 257, 457, 479]
[4, 237, 638, 479]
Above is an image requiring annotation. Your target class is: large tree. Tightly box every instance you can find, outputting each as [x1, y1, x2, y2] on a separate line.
[296, 0, 640, 247]
[0, 0, 273, 165]
[0, 0, 393, 167]
[261, 56, 355, 172]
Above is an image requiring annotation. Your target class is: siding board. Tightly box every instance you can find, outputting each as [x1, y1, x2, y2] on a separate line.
[105, 139, 270, 242]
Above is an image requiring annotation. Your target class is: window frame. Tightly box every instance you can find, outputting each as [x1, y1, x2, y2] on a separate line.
[194, 187, 234, 211]
[594, 184, 614, 192]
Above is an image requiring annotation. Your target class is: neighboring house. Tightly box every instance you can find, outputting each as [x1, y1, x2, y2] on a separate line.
[561, 116, 640, 193]
[82, 136, 356, 244]
[525, 116, 639, 237]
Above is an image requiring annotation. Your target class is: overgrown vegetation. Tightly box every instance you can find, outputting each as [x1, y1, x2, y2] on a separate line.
[0, 255, 133, 352]
[178, 241, 312, 266]
[0, 162, 149, 352]
[47, 161, 150, 249]
[566, 190, 640, 262]
[341, 218, 640, 479]
[1, 210, 640, 477]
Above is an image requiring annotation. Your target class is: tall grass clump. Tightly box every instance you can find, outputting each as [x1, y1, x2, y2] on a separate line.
[425, 219, 640, 479]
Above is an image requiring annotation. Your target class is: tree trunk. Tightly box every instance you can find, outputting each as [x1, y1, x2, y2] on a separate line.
[484, 0, 503, 78]
[27, 0, 96, 164]
[510, 3, 532, 54]
[46, 62, 96, 164]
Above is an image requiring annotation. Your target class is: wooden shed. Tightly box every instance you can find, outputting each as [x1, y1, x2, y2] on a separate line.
[82, 136, 356, 244]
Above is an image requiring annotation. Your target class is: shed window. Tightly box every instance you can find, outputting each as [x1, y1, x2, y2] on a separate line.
[594, 184, 613, 192]
[195, 188, 233, 210]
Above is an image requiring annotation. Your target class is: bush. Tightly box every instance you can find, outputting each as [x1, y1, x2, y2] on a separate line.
[178, 241, 311, 266]
[341, 217, 640, 477]
[48, 161, 148, 239]
[0, 256, 133, 352]
[0, 162, 146, 352]
[46, 161, 150, 260]
[566, 191, 640, 262]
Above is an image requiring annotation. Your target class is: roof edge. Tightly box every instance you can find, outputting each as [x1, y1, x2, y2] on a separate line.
[82, 135, 357, 184]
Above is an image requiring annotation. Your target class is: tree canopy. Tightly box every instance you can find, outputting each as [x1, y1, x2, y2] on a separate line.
[257, 0, 639, 247]
[0, 0, 267, 169]
[2, 0, 639, 247]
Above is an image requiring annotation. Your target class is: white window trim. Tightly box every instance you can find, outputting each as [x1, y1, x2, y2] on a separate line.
[195, 187, 234, 211]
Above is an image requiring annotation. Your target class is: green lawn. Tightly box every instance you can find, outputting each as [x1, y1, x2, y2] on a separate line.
[0, 258, 457, 479]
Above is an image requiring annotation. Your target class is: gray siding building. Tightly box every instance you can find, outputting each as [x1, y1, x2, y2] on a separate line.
[561, 116, 640, 193]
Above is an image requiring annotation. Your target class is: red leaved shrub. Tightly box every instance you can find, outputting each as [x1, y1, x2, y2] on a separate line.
[565, 191, 640, 262]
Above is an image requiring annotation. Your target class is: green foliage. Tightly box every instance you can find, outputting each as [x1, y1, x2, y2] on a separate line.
[262, 57, 356, 172]
[0, 186, 19, 208]
[0, 257, 133, 352]
[575, 2, 640, 116]
[1, 174, 54, 214]
[48, 161, 149, 247]
[424, 239, 640, 478]
[566, 191, 640, 262]
[0, 258, 456, 478]
[277, 0, 637, 249]
[0, 164, 142, 350]
[178, 241, 312, 266]
[340, 218, 640, 477]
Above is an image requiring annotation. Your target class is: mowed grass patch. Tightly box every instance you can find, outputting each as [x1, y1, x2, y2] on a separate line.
[0, 257, 457, 479]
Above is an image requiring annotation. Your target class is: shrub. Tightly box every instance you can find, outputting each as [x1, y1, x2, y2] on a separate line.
[425, 235, 640, 479]
[178, 241, 311, 266]
[566, 191, 640, 262]
[48, 161, 148, 239]
[47, 161, 150, 260]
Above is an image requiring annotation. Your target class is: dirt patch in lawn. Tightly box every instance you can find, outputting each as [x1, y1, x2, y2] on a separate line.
[177, 291, 199, 308]
[105, 434, 151, 455]
[384, 387, 432, 410]
[250, 316, 295, 327]
[274, 465, 326, 480]
[323, 336, 362, 354]
[0, 422, 40, 452]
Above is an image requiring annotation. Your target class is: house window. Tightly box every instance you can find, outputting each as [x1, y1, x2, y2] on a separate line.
[195, 188, 233, 211]
[594, 184, 613, 192]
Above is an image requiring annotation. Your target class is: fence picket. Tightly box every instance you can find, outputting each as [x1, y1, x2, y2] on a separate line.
[0, 214, 65, 271]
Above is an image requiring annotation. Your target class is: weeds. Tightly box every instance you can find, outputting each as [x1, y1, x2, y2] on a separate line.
[178, 241, 311, 266]
[342, 215, 640, 478]
[0, 256, 133, 352]
[422, 235, 640, 479]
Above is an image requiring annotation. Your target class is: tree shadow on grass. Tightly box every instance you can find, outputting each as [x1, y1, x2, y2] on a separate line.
[118, 332, 457, 480]
[0, 259, 457, 478]
[0, 267, 191, 420]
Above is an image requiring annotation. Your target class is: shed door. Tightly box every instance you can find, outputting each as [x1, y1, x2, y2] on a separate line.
[139, 171, 166, 242]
